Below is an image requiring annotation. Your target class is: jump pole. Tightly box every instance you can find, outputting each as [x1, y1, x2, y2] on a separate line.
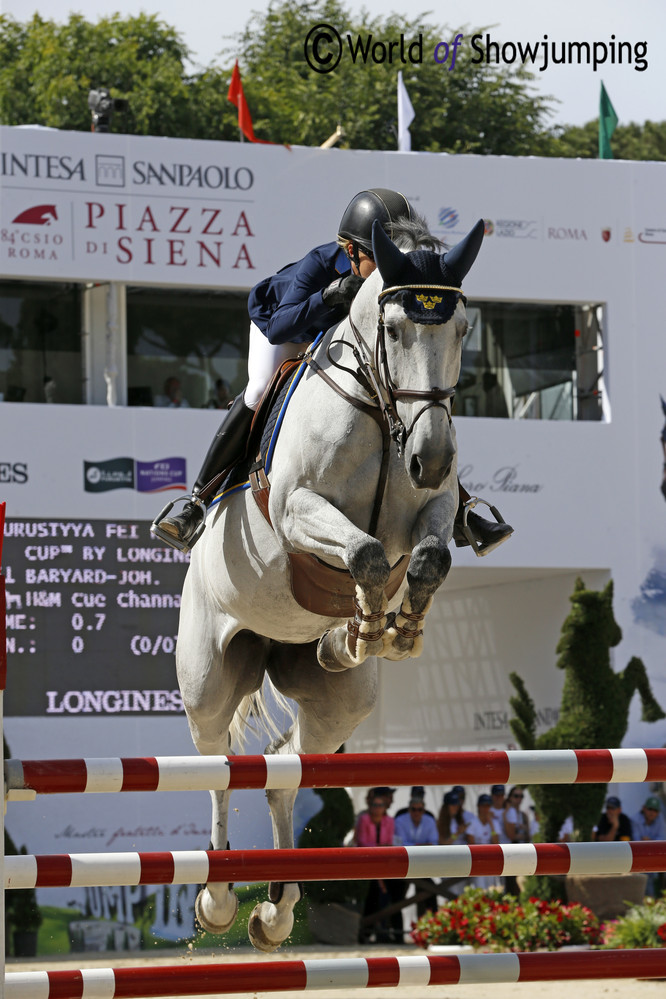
[6, 950, 666, 998]
[5, 747, 666, 799]
[5, 841, 666, 889]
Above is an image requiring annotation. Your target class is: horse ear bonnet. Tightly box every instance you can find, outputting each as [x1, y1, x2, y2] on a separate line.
[372, 218, 485, 325]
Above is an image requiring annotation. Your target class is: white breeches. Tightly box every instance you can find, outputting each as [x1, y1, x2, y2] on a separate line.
[245, 322, 306, 410]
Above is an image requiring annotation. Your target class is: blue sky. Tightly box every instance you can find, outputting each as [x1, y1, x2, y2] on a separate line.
[4, 0, 665, 128]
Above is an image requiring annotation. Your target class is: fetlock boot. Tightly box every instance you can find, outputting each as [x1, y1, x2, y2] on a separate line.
[151, 394, 255, 552]
[453, 482, 514, 557]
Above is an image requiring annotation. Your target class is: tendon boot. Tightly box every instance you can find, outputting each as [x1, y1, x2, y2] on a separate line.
[453, 483, 514, 557]
[151, 394, 255, 552]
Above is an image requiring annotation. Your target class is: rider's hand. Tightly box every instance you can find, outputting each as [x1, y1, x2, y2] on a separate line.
[322, 273, 364, 309]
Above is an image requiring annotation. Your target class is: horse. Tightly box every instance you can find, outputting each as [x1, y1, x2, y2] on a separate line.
[175, 214, 485, 951]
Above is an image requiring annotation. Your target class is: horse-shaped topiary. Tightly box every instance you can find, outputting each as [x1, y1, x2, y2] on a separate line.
[510, 577, 664, 845]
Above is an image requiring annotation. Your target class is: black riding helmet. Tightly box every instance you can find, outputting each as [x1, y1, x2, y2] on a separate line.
[338, 188, 412, 266]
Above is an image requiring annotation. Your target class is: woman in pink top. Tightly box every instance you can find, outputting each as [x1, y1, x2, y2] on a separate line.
[356, 795, 396, 943]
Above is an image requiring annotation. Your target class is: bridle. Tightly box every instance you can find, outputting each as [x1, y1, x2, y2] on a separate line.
[303, 281, 466, 536]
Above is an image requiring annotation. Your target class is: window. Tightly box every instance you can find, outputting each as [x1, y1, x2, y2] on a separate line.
[457, 301, 608, 421]
[126, 288, 250, 409]
[0, 281, 84, 404]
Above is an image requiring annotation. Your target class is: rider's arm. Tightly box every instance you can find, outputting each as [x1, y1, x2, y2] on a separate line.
[263, 246, 351, 346]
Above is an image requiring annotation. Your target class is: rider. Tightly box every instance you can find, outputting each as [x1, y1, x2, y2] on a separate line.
[153, 188, 513, 555]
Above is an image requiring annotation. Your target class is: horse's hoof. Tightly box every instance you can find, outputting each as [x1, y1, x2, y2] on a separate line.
[317, 631, 352, 672]
[195, 888, 239, 934]
[248, 902, 293, 953]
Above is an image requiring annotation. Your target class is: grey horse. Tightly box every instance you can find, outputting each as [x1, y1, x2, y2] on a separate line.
[176, 215, 484, 950]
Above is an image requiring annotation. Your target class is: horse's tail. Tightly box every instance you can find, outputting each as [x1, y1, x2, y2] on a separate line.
[229, 675, 297, 753]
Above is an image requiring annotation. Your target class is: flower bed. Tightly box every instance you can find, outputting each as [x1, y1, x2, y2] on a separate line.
[411, 887, 602, 952]
[602, 895, 666, 949]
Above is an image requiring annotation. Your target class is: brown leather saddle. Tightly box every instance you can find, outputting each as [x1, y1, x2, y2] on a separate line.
[247, 356, 408, 618]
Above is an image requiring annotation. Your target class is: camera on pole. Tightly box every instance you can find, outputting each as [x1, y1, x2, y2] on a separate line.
[88, 88, 129, 133]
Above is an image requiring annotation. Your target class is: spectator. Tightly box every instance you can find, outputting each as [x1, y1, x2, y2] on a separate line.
[593, 795, 633, 842]
[437, 790, 470, 845]
[558, 815, 574, 842]
[503, 785, 530, 896]
[451, 785, 475, 825]
[393, 793, 439, 923]
[206, 377, 232, 410]
[466, 793, 502, 890]
[355, 794, 395, 944]
[395, 786, 435, 820]
[156, 376, 190, 409]
[489, 785, 509, 843]
[631, 795, 666, 896]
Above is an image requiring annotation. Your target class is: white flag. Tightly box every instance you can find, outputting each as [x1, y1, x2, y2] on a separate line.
[397, 71, 415, 151]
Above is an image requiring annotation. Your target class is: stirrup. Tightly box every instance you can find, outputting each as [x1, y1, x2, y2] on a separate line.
[459, 496, 511, 558]
[150, 493, 207, 553]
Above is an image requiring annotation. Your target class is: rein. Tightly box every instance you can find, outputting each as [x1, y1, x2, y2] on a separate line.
[303, 281, 463, 537]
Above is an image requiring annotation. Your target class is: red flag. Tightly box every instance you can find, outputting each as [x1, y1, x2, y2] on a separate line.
[227, 60, 273, 144]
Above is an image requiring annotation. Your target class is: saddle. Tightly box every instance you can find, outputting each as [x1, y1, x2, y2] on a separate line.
[247, 355, 408, 618]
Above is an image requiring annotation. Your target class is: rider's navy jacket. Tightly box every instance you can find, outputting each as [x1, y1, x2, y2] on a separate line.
[248, 242, 351, 345]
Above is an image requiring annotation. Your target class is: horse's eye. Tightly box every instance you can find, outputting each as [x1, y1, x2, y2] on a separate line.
[385, 325, 399, 342]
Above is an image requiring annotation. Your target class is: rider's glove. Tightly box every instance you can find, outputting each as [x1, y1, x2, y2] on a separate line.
[322, 273, 364, 309]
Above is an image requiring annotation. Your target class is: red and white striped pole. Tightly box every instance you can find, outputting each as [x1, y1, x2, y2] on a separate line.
[6, 950, 666, 998]
[5, 841, 665, 889]
[6, 747, 666, 798]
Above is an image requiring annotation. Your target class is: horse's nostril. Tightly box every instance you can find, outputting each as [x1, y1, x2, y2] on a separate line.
[410, 455, 423, 483]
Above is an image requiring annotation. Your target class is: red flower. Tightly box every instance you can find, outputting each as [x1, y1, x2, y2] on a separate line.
[657, 924, 666, 941]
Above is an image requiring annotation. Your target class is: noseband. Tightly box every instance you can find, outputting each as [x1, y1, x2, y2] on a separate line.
[303, 281, 465, 536]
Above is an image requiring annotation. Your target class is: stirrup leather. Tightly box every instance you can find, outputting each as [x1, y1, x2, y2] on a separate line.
[150, 493, 207, 553]
[459, 496, 510, 558]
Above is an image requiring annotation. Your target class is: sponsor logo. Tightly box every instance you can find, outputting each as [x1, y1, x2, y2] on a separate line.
[136, 458, 187, 493]
[96, 155, 126, 187]
[601, 228, 611, 242]
[84, 458, 134, 493]
[0, 152, 84, 180]
[438, 207, 459, 229]
[84, 457, 186, 493]
[494, 219, 539, 239]
[483, 219, 494, 236]
[131, 162, 254, 190]
[0, 462, 28, 484]
[11, 204, 58, 225]
[547, 227, 588, 241]
[638, 227, 666, 244]
[624, 227, 635, 243]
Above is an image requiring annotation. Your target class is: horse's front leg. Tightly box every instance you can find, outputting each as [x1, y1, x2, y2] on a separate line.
[381, 497, 455, 661]
[278, 486, 391, 671]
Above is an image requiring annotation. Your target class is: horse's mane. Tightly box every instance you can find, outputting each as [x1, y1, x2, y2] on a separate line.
[392, 211, 444, 252]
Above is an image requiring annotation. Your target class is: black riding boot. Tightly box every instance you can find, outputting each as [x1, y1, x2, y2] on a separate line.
[453, 481, 514, 556]
[154, 394, 254, 551]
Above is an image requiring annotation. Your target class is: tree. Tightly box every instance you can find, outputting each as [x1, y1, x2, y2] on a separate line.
[551, 119, 666, 161]
[0, 5, 558, 153]
[0, 12, 236, 139]
[235, 0, 557, 153]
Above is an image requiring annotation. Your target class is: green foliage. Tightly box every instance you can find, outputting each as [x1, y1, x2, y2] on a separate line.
[509, 578, 665, 845]
[0, 12, 237, 138]
[297, 787, 365, 907]
[603, 893, 666, 948]
[410, 886, 602, 951]
[237, 0, 557, 152]
[551, 119, 666, 161]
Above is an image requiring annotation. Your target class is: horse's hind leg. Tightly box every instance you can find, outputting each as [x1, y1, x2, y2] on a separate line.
[246, 642, 378, 952]
[177, 623, 269, 935]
